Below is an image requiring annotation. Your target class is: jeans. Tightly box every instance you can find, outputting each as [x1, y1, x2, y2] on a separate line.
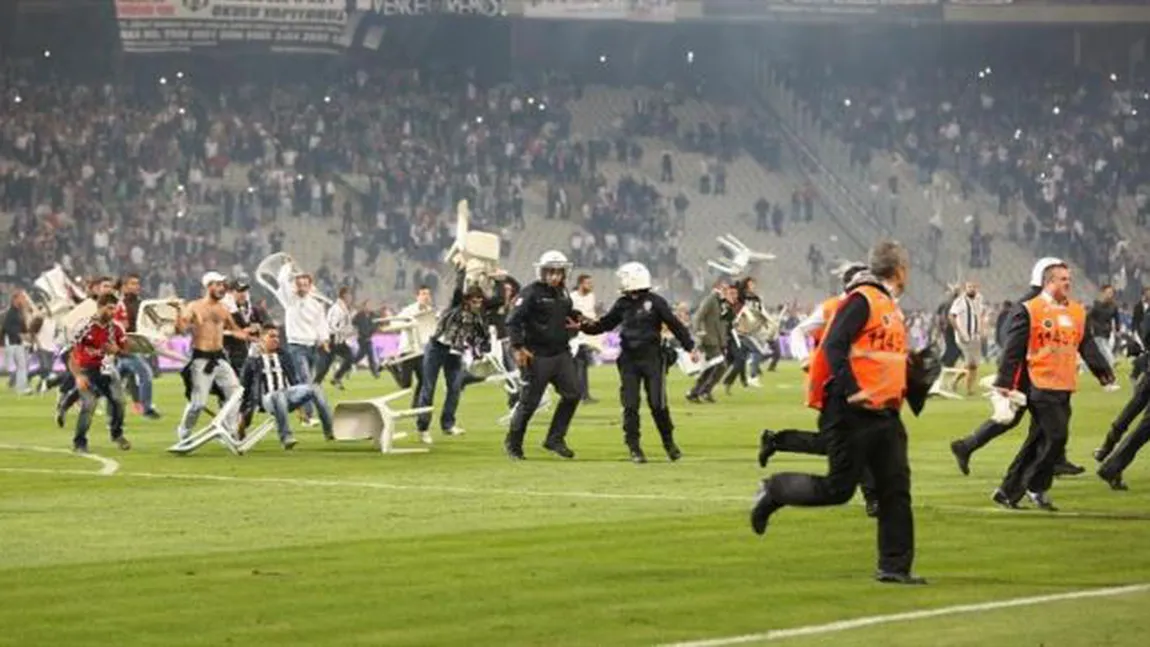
[36, 349, 55, 385]
[287, 343, 319, 417]
[75, 369, 126, 448]
[262, 384, 333, 440]
[4, 344, 29, 392]
[1095, 336, 1116, 370]
[117, 354, 154, 410]
[416, 341, 465, 432]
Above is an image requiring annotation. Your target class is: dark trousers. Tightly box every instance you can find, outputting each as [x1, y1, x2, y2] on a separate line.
[1100, 400, 1150, 479]
[315, 344, 354, 383]
[765, 397, 914, 574]
[390, 355, 424, 409]
[74, 369, 125, 448]
[998, 394, 1072, 501]
[506, 351, 581, 450]
[957, 406, 1026, 453]
[1102, 373, 1150, 451]
[315, 341, 354, 384]
[574, 345, 595, 400]
[689, 346, 725, 398]
[619, 349, 675, 447]
[763, 338, 781, 372]
[722, 342, 748, 388]
[770, 428, 878, 504]
[415, 342, 465, 432]
[353, 336, 381, 377]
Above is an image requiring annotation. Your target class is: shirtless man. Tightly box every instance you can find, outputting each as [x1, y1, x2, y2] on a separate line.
[174, 272, 253, 441]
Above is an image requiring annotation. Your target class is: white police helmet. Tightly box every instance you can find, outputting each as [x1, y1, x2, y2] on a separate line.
[617, 262, 652, 293]
[1030, 257, 1065, 287]
[535, 250, 572, 279]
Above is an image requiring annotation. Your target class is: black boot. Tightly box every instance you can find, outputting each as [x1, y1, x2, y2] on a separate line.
[758, 430, 777, 468]
[949, 439, 972, 476]
[542, 439, 575, 459]
[627, 443, 647, 464]
[750, 480, 781, 535]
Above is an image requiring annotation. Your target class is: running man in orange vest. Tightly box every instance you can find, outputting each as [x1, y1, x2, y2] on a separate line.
[750, 241, 935, 585]
[758, 261, 880, 517]
[992, 261, 1113, 511]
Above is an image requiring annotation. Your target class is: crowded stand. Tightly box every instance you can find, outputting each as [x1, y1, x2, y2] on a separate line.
[772, 35, 1149, 301]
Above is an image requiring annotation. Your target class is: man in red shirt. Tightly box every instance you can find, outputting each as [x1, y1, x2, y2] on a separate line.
[68, 294, 132, 453]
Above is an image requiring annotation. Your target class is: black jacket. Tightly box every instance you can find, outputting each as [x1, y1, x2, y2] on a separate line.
[225, 301, 268, 360]
[994, 293, 1113, 396]
[583, 291, 694, 355]
[1087, 299, 1119, 339]
[507, 280, 581, 357]
[239, 347, 303, 422]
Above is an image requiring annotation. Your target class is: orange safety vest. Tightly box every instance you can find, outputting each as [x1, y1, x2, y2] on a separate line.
[1022, 296, 1085, 392]
[808, 296, 842, 347]
[806, 285, 908, 411]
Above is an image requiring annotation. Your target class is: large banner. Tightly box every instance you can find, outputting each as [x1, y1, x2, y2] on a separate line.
[522, 0, 677, 22]
[702, 0, 939, 20]
[359, 0, 505, 14]
[114, 0, 350, 53]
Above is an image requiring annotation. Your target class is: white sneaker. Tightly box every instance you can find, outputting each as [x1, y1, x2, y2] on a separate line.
[1103, 383, 1121, 392]
[302, 418, 321, 428]
[443, 426, 466, 436]
[418, 431, 434, 445]
[747, 377, 762, 388]
[176, 427, 190, 442]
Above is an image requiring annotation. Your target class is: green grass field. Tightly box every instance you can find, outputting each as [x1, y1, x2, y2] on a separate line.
[2, 364, 1149, 647]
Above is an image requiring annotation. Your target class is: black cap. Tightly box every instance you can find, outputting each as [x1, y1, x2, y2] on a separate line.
[230, 279, 250, 292]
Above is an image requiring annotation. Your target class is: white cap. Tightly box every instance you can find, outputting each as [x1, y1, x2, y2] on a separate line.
[201, 271, 228, 288]
[1029, 257, 1065, 287]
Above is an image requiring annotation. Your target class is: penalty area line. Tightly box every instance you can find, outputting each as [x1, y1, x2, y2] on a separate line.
[656, 582, 1150, 647]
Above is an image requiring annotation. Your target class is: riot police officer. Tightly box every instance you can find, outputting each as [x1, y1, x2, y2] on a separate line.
[504, 250, 584, 460]
[582, 262, 696, 463]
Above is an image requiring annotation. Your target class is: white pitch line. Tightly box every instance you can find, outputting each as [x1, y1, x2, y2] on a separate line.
[657, 583, 1150, 647]
[0, 443, 120, 475]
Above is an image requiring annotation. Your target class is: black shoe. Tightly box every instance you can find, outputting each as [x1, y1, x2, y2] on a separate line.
[1053, 461, 1086, 477]
[750, 481, 780, 536]
[991, 489, 1021, 510]
[331, 379, 345, 391]
[702, 394, 716, 404]
[542, 440, 575, 459]
[757, 430, 777, 468]
[582, 397, 599, 404]
[865, 499, 880, 518]
[876, 571, 928, 585]
[143, 409, 162, 420]
[505, 444, 526, 461]
[72, 443, 89, 454]
[55, 407, 66, 429]
[628, 445, 647, 464]
[1027, 490, 1059, 512]
[664, 443, 682, 462]
[949, 440, 971, 476]
[685, 393, 701, 404]
[1094, 442, 1115, 463]
[1097, 469, 1128, 491]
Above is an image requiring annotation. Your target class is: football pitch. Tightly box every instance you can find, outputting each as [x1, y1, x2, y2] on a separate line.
[1, 364, 1149, 647]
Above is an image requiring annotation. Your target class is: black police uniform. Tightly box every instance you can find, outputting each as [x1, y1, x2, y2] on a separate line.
[948, 286, 1084, 477]
[581, 289, 694, 462]
[505, 280, 582, 458]
[1095, 313, 1150, 489]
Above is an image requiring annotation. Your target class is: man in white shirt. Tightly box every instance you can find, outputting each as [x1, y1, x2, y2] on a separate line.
[571, 274, 598, 403]
[949, 281, 984, 396]
[389, 286, 437, 405]
[276, 261, 329, 421]
[317, 286, 356, 389]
